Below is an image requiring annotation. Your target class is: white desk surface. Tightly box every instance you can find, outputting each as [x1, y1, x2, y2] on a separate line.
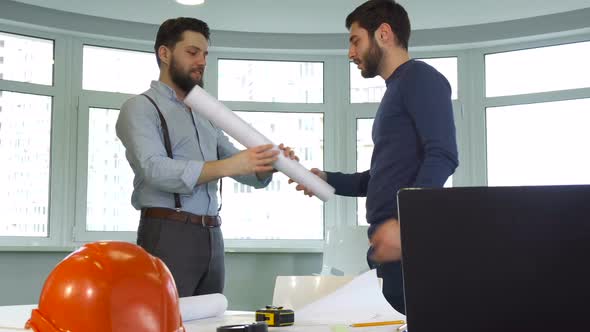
[0, 305, 399, 332]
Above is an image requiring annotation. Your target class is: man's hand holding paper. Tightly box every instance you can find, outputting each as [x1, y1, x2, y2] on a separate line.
[289, 168, 327, 197]
[184, 85, 335, 201]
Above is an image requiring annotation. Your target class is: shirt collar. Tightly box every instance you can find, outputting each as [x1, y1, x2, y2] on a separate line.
[150, 80, 183, 103]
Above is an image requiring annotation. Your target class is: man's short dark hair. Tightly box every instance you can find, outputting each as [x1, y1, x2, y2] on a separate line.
[154, 17, 210, 66]
[345, 0, 410, 50]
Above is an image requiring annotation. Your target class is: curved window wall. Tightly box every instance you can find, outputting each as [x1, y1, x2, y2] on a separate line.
[1, 14, 590, 249]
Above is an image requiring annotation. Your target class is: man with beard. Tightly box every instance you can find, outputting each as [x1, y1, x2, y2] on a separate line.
[291, 0, 458, 313]
[116, 17, 295, 297]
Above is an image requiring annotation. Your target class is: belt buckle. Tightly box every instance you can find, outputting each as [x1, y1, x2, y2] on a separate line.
[202, 215, 213, 228]
[202, 215, 219, 228]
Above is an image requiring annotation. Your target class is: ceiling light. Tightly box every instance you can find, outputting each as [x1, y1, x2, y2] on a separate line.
[176, 0, 205, 5]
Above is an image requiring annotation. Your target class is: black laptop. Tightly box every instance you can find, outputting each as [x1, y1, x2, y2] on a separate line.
[397, 185, 590, 332]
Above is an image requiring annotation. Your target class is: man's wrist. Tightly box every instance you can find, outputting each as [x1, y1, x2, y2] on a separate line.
[206, 159, 231, 179]
[217, 159, 232, 178]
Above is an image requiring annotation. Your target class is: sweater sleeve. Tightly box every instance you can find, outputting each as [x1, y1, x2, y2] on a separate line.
[326, 170, 370, 197]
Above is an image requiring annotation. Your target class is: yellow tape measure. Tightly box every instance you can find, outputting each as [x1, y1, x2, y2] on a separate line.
[255, 306, 295, 327]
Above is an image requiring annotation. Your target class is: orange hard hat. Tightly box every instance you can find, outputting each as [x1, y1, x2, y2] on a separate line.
[25, 241, 185, 332]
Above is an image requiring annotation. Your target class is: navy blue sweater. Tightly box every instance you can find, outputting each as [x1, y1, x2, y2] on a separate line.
[327, 59, 458, 235]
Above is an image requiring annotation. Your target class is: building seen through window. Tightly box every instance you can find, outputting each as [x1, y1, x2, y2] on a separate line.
[0, 32, 53, 237]
[220, 112, 324, 240]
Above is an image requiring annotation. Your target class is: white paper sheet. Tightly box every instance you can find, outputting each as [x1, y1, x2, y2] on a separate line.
[179, 293, 228, 322]
[296, 270, 406, 325]
[184, 86, 335, 202]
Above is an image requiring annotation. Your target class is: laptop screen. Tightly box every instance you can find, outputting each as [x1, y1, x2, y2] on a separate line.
[398, 185, 590, 332]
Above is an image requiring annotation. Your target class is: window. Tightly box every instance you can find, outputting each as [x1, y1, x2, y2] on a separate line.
[421, 57, 458, 99]
[0, 91, 52, 236]
[486, 41, 590, 97]
[86, 108, 137, 231]
[4, 13, 587, 250]
[220, 112, 324, 240]
[83, 45, 158, 94]
[349, 65, 386, 104]
[350, 57, 458, 103]
[218, 59, 323, 103]
[486, 99, 590, 186]
[0, 32, 53, 85]
[356, 118, 373, 226]
[356, 118, 452, 225]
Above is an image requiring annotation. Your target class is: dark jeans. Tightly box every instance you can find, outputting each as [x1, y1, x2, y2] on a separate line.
[376, 261, 405, 314]
[137, 216, 225, 297]
[368, 247, 406, 314]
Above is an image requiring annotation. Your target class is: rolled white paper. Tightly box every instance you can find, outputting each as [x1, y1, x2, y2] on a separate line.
[179, 293, 228, 322]
[185, 85, 335, 202]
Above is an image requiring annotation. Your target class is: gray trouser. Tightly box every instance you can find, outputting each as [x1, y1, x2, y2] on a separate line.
[137, 216, 225, 297]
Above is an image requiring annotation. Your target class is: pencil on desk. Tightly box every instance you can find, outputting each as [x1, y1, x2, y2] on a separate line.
[350, 320, 405, 328]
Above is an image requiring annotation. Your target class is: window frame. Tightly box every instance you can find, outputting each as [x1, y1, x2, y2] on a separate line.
[74, 92, 137, 242]
[71, 37, 155, 243]
[81, 43, 158, 95]
[2, 18, 590, 251]
[0, 25, 71, 248]
[477, 34, 590, 186]
[217, 58, 325, 104]
[219, 109, 326, 243]
[211, 51, 339, 251]
[484, 40, 590, 98]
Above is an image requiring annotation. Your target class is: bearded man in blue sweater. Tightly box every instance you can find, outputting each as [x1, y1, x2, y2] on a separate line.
[293, 0, 459, 313]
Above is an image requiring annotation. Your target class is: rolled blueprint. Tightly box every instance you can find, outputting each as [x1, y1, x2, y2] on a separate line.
[179, 293, 228, 321]
[184, 85, 335, 202]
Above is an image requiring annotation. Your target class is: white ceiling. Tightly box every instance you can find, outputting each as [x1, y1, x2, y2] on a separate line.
[11, 0, 590, 34]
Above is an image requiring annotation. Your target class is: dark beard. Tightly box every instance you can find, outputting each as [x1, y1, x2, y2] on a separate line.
[169, 57, 204, 94]
[360, 38, 382, 78]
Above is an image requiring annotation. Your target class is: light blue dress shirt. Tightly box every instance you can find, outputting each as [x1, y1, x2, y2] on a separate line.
[116, 81, 271, 216]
